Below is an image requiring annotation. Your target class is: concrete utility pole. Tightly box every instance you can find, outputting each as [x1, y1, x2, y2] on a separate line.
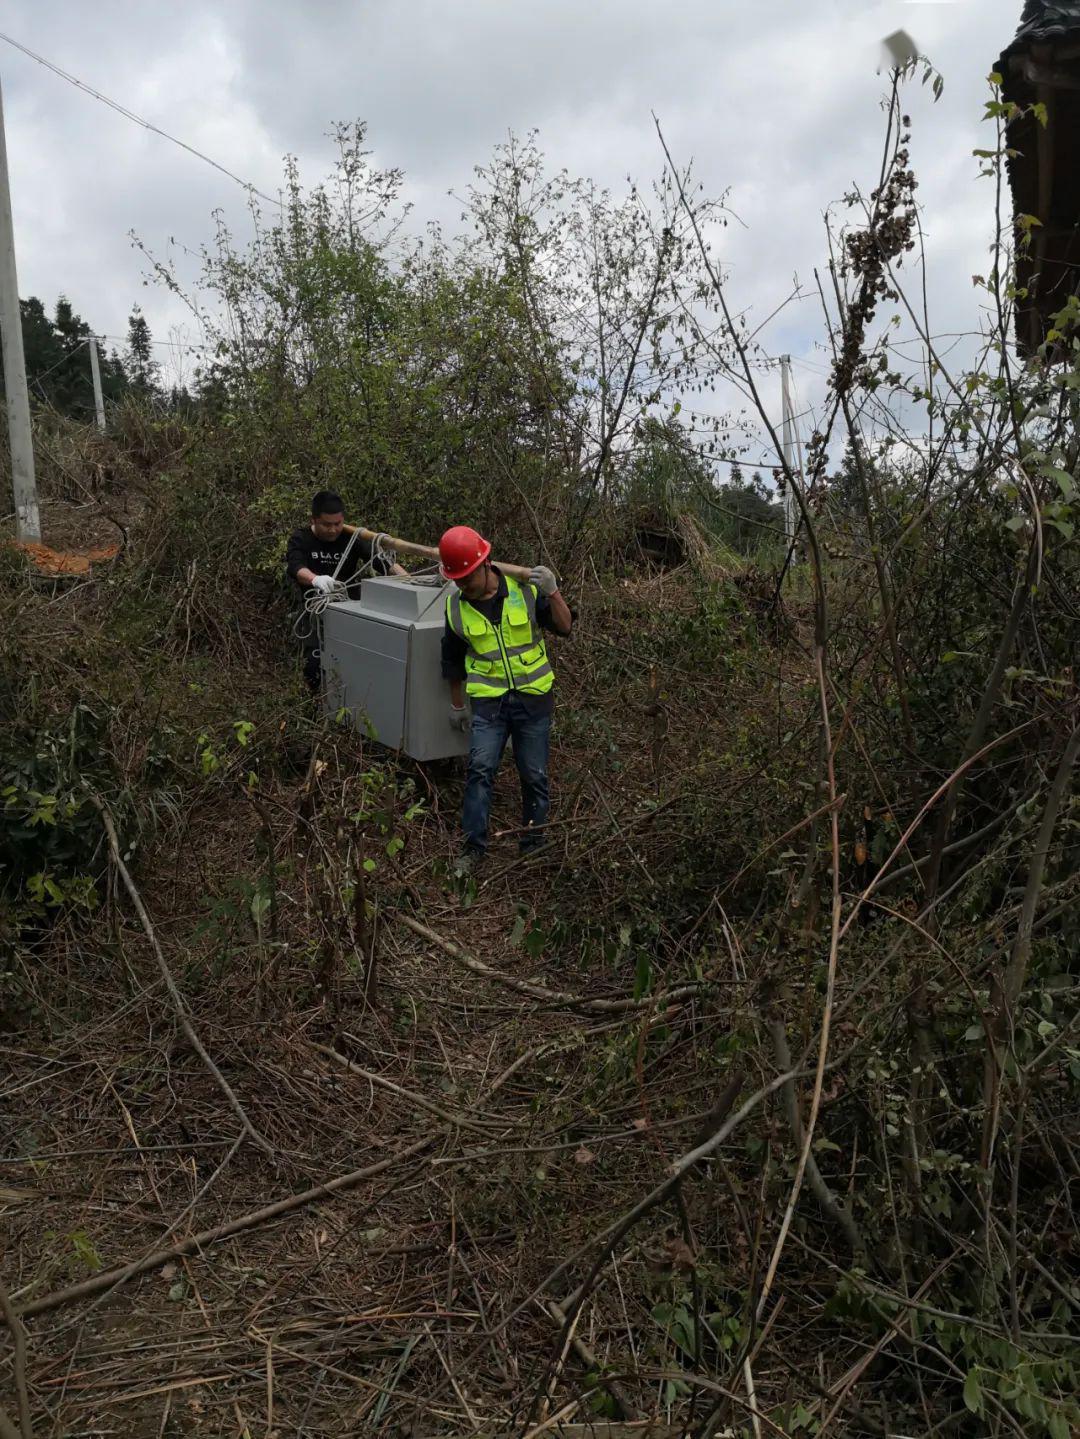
[88, 336, 106, 431]
[0, 75, 40, 543]
[779, 355, 799, 546]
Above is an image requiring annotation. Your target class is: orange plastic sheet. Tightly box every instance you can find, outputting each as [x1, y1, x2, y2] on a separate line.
[10, 540, 119, 575]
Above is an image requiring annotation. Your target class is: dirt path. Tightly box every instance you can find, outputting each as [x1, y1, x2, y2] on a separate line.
[3, 825, 736, 1434]
[2, 557, 774, 1434]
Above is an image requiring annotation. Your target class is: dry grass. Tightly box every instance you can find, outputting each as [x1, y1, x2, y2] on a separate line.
[1, 493, 816, 1434]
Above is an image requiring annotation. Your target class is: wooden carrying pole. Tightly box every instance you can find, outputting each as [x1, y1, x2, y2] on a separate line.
[346, 525, 533, 582]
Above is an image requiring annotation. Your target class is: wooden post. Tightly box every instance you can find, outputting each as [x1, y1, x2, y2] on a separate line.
[346, 525, 535, 581]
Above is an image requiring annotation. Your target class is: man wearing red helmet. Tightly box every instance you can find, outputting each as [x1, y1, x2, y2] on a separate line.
[439, 526, 573, 872]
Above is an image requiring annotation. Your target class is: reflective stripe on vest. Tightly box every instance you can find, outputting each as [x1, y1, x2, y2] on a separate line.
[446, 575, 554, 699]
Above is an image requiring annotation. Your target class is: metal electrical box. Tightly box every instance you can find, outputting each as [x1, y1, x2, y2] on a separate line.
[320, 576, 469, 762]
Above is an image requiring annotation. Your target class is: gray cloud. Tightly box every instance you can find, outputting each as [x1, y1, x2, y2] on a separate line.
[2, 0, 1023, 436]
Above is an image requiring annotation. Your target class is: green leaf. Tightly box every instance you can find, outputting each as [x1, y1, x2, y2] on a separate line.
[385, 835, 404, 857]
[1047, 519, 1074, 540]
[70, 1230, 102, 1272]
[633, 950, 652, 1000]
[1048, 1410, 1071, 1439]
[28, 796, 58, 826]
[988, 70, 1003, 87]
[362, 857, 377, 873]
[1041, 465, 1075, 497]
[1005, 516, 1026, 532]
[963, 1367, 982, 1415]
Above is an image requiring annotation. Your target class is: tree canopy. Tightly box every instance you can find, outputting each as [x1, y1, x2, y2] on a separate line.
[2, 295, 170, 423]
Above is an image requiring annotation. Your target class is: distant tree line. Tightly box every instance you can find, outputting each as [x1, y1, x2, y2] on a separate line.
[1, 295, 178, 423]
[621, 417, 786, 558]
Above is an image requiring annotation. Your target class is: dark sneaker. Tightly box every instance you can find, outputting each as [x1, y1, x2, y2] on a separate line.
[454, 849, 483, 878]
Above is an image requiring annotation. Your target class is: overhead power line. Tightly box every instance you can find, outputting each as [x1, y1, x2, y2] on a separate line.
[29, 336, 88, 383]
[97, 333, 207, 350]
[0, 30, 281, 208]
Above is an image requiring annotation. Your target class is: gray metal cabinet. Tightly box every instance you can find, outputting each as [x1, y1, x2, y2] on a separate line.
[320, 576, 469, 762]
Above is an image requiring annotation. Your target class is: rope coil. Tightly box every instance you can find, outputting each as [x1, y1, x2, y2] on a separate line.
[292, 530, 400, 639]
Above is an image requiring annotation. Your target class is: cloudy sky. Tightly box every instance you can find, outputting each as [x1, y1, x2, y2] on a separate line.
[2, 0, 1025, 455]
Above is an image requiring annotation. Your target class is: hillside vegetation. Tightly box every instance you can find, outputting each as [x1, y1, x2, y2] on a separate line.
[1, 77, 1078, 1438]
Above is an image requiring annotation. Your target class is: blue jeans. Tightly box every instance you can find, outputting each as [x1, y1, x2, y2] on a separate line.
[462, 695, 551, 854]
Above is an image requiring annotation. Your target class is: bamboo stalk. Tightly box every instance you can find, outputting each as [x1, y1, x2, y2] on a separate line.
[11, 1134, 436, 1321]
[87, 794, 274, 1158]
[345, 525, 534, 581]
[0, 1277, 32, 1439]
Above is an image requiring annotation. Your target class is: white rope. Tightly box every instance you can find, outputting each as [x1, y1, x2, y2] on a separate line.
[292, 529, 399, 639]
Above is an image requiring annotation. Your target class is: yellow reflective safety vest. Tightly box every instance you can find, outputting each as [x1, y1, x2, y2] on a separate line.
[445, 573, 554, 700]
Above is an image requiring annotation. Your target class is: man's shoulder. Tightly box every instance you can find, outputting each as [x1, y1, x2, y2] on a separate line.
[444, 588, 462, 630]
[286, 526, 313, 548]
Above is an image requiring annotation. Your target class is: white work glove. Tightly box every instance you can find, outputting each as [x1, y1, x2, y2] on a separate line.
[449, 704, 470, 732]
[529, 564, 559, 597]
[310, 574, 335, 594]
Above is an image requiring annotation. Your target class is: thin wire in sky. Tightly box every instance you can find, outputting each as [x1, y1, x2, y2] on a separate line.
[0, 30, 281, 208]
[29, 337, 88, 384]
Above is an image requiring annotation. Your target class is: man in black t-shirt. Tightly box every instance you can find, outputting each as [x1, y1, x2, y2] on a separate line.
[285, 490, 404, 691]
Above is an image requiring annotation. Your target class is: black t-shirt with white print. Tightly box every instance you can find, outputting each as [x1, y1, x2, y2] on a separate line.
[285, 526, 392, 595]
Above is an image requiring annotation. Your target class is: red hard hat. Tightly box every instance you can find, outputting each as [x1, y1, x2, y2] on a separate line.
[438, 525, 492, 581]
